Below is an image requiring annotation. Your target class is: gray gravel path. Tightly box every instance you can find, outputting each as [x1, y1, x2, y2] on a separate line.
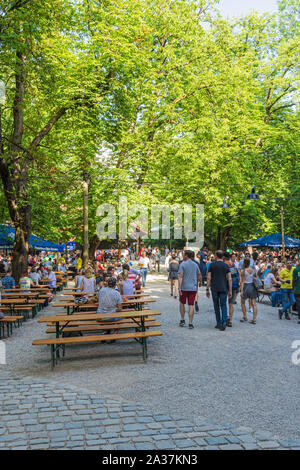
[0, 273, 299, 443]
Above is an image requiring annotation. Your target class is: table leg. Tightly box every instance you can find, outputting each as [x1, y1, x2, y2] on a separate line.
[55, 321, 60, 359]
[51, 345, 55, 370]
[141, 315, 147, 361]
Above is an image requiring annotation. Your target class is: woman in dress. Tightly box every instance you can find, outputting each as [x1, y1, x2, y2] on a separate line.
[240, 258, 258, 324]
[168, 253, 179, 298]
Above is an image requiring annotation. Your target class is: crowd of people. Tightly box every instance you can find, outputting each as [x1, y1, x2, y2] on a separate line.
[164, 247, 300, 330]
[0, 245, 299, 331]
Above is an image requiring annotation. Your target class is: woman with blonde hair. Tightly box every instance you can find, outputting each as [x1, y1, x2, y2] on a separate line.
[118, 269, 134, 297]
[80, 268, 96, 295]
[75, 268, 85, 290]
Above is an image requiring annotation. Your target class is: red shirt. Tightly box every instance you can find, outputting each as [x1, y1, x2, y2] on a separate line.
[128, 271, 138, 288]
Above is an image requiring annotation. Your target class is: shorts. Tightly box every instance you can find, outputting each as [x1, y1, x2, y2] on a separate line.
[242, 283, 257, 300]
[179, 291, 197, 306]
[229, 288, 238, 304]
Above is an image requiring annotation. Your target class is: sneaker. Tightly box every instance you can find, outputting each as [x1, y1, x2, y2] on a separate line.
[285, 315, 291, 320]
[179, 320, 185, 327]
[189, 324, 194, 329]
[220, 323, 226, 331]
[248, 307, 253, 314]
[194, 301, 199, 313]
[278, 309, 283, 320]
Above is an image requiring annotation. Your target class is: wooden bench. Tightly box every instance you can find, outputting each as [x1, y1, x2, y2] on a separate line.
[33, 330, 162, 369]
[12, 306, 33, 321]
[257, 289, 272, 303]
[46, 315, 156, 326]
[46, 320, 161, 334]
[0, 315, 24, 338]
[257, 289, 280, 305]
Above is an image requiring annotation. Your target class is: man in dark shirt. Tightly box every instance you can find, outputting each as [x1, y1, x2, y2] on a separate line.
[206, 250, 232, 331]
[197, 249, 208, 286]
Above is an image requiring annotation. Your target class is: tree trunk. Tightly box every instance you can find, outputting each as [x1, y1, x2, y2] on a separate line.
[218, 227, 231, 251]
[12, 206, 31, 282]
[82, 175, 89, 269]
[0, 157, 31, 283]
[88, 234, 100, 261]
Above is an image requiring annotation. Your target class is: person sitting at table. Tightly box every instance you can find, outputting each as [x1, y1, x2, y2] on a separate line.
[1, 269, 16, 292]
[97, 277, 123, 339]
[264, 268, 281, 293]
[52, 260, 58, 271]
[46, 266, 57, 290]
[107, 265, 118, 280]
[118, 269, 134, 297]
[80, 268, 96, 296]
[74, 268, 85, 289]
[0, 261, 6, 273]
[20, 271, 33, 292]
[101, 272, 109, 287]
[29, 267, 41, 286]
[0, 278, 3, 319]
[58, 260, 67, 272]
[76, 254, 82, 273]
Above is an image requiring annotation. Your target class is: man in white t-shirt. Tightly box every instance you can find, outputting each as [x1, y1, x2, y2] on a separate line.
[138, 253, 152, 287]
[47, 267, 57, 289]
[29, 267, 41, 285]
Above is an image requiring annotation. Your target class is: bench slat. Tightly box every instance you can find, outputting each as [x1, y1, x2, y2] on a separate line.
[33, 330, 162, 345]
[46, 321, 161, 333]
[38, 310, 161, 323]
[46, 316, 156, 326]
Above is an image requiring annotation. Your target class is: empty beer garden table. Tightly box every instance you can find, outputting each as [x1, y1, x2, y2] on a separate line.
[66, 291, 150, 298]
[4, 286, 50, 291]
[35, 310, 162, 368]
[0, 298, 28, 314]
[52, 297, 155, 315]
[2, 292, 40, 298]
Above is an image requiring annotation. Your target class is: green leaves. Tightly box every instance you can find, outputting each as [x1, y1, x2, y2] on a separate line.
[0, 0, 298, 250]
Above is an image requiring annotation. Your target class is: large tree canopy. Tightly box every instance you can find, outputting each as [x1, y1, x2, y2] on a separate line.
[0, 0, 299, 277]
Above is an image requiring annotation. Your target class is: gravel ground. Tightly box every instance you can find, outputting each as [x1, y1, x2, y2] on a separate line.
[1, 272, 299, 442]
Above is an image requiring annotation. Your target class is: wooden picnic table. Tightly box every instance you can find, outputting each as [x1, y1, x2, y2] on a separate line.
[2, 292, 41, 298]
[34, 308, 162, 368]
[4, 286, 50, 291]
[52, 297, 155, 315]
[1, 298, 29, 314]
[38, 310, 161, 340]
[63, 291, 150, 297]
[1, 298, 28, 305]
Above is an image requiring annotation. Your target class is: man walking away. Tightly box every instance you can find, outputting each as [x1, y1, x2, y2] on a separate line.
[154, 247, 161, 272]
[292, 261, 300, 324]
[224, 252, 239, 327]
[278, 260, 295, 320]
[178, 250, 201, 329]
[206, 250, 232, 331]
